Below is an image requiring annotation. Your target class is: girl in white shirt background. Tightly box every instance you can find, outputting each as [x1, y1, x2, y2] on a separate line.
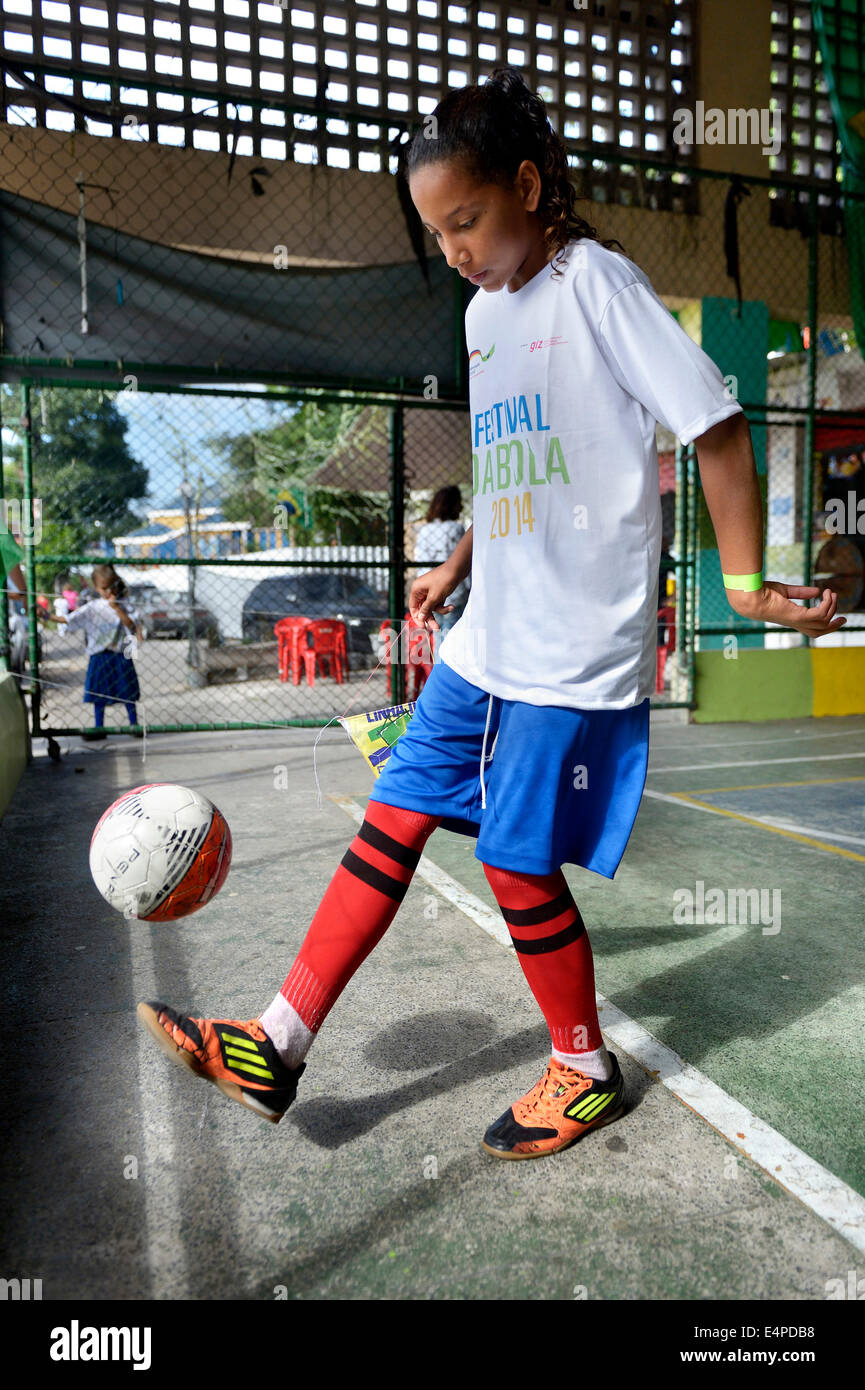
[413, 485, 470, 643]
[42, 563, 142, 741]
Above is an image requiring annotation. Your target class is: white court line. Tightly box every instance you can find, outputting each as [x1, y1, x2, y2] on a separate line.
[595, 999, 865, 1257]
[131, 928, 191, 1299]
[331, 793, 865, 1257]
[747, 818, 865, 849]
[643, 786, 865, 850]
[650, 726, 865, 751]
[647, 750, 865, 775]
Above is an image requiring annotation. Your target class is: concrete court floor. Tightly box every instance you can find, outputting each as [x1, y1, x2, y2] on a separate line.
[0, 712, 863, 1302]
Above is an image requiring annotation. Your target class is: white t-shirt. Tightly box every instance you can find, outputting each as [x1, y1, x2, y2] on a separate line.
[414, 518, 470, 606]
[441, 237, 742, 709]
[66, 596, 138, 656]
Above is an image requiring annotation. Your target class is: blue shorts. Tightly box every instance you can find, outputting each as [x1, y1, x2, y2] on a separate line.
[368, 661, 650, 877]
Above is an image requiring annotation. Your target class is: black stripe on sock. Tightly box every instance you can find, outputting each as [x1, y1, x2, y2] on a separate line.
[357, 819, 422, 871]
[341, 847, 409, 902]
[499, 888, 576, 929]
[509, 917, 586, 956]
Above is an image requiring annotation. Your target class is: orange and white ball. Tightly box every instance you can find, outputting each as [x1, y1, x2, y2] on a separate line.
[90, 783, 232, 921]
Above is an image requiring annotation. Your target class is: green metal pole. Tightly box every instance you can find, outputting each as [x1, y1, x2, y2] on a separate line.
[389, 404, 406, 704]
[20, 382, 41, 734]
[802, 187, 819, 642]
[673, 440, 687, 704]
[686, 443, 698, 708]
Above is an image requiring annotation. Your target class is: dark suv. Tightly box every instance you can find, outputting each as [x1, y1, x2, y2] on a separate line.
[241, 571, 389, 663]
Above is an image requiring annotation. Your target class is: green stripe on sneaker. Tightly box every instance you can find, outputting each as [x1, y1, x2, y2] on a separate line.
[227, 1061, 275, 1081]
[566, 1091, 614, 1121]
[221, 1033, 259, 1051]
[224, 1048, 274, 1078]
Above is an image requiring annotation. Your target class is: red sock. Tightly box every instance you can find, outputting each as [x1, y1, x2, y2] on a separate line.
[280, 801, 439, 1031]
[483, 864, 602, 1056]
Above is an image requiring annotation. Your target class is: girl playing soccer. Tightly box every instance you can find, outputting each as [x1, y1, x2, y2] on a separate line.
[42, 563, 142, 739]
[138, 69, 844, 1158]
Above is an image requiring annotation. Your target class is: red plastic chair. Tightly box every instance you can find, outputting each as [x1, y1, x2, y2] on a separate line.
[656, 605, 677, 692]
[274, 616, 312, 685]
[405, 612, 435, 700]
[305, 619, 348, 685]
[378, 614, 436, 699]
[379, 618, 398, 699]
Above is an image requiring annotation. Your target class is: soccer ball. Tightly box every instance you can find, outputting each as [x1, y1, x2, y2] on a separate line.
[89, 783, 232, 921]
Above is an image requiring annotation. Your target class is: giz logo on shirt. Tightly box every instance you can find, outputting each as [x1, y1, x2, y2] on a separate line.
[523, 336, 569, 353]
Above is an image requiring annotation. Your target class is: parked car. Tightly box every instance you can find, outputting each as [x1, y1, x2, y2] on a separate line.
[78, 582, 156, 608]
[8, 600, 42, 687]
[241, 571, 389, 663]
[136, 589, 219, 641]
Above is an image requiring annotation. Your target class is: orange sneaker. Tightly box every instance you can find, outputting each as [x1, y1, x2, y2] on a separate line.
[137, 1001, 305, 1125]
[482, 1053, 625, 1160]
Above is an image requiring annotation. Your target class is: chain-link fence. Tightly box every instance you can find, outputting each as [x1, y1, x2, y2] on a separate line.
[1, 81, 863, 738]
[1, 381, 479, 735]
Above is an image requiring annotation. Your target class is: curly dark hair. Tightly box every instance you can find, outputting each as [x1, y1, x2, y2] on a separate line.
[404, 66, 625, 278]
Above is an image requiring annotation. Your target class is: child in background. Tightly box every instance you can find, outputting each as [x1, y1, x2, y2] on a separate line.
[42, 563, 142, 740]
[414, 486, 470, 646]
[136, 68, 844, 1157]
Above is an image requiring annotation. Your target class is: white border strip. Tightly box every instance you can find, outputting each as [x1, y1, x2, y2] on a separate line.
[132, 929, 191, 1298]
[332, 793, 865, 1257]
[596, 999, 865, 1256]
[642, 787, 865, 849]
[647, 751, 865, 774]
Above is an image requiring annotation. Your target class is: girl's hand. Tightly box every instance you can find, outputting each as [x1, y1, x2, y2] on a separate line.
[409, 564, 457, 631]
[726, 581, 847, 639]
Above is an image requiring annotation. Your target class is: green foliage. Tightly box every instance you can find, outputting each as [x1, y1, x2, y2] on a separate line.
[1, 384, 148, 551]
[213, 397, 385, 543]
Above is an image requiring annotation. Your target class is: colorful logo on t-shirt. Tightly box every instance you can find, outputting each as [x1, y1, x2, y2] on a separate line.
[469, 344, 495, 376]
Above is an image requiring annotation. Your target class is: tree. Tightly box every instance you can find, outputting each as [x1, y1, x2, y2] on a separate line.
[213, 397, 385, 544]
[1, 384, 149, 586]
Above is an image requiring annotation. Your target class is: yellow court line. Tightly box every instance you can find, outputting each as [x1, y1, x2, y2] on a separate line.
[667, 792, 865, 864]
[683, 775, 865, 794]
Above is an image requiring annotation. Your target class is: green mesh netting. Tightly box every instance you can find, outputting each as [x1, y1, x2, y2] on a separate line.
[812, 0, 865, 362]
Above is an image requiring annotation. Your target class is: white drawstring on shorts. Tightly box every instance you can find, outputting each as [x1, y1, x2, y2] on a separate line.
[479, 693, 495, 809]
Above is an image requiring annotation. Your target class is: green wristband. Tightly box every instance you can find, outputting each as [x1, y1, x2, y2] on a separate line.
[722, 571, 763, 591]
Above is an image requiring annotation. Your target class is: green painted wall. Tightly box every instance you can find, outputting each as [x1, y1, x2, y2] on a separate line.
[694, 648, 813, 722]
[698, 296, 769, 651]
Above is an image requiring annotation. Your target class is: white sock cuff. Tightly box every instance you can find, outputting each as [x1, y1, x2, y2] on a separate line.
[259, 991, 316, 1070]
[551, 1043, 613, 1081]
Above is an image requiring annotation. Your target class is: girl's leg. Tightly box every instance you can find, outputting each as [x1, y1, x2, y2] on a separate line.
[259, 800, 440, 1066]
[482, 863, 612, 1080]
[93, 700, 106, 728]
[125, 702, 137, 724]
